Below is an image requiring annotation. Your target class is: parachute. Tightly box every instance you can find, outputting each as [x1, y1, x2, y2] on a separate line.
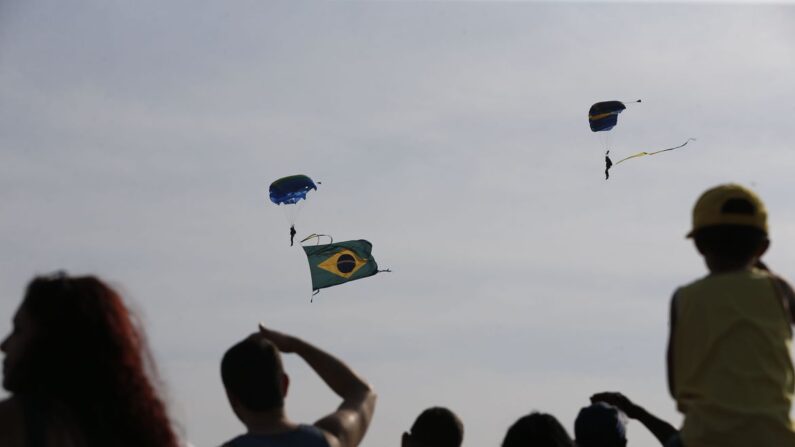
[269, 175, 317, 245]
[588, 100, 694, 179]
[590, 100, 639, 179]
[588, 101, 629, 133]
[269, 174, 317, 205]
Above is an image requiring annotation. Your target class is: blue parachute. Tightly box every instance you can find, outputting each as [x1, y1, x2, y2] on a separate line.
[588, 101, 628, 132]
[269, 175, 317, 205]
[269, 175, 317, 246]
[587, 100, 695, 180]
[589, 100, 639, 180]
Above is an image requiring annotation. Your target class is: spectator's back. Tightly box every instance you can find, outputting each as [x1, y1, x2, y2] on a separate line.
[668, 184, 795, 446]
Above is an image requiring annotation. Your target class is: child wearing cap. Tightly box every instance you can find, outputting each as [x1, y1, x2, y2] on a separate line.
[667, 184, 795, 447]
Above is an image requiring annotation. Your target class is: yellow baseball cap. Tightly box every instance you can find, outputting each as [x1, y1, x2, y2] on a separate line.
[687, 183, 768, 238]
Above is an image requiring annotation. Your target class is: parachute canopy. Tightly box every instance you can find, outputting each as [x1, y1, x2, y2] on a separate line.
[589, 101, 627, 132]
[269, 175, 317, 205]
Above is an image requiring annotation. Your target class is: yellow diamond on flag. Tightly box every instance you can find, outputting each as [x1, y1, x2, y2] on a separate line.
[316, 249, 368, 279]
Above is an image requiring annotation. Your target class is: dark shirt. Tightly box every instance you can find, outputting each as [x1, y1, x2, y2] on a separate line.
[23, 396, 46, 447]
[222, 425, 330, 447]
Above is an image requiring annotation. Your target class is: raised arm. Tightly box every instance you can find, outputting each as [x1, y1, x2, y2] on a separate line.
[590, 392, 677, 446]
[257, 324, 376, 447]
[757, 261, 795, 324]
[667, 292, 678, 398]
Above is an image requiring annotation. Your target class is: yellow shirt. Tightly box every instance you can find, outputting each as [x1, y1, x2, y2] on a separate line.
[673, 268, 795, 447]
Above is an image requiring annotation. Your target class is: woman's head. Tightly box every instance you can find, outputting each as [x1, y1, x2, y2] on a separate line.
[1, 272, 178, 446]
[1, 294, 37, 392]
[3, 273, 140, 395]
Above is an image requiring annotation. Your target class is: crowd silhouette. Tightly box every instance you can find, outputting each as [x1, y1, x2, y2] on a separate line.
[3, 183, 795, 446]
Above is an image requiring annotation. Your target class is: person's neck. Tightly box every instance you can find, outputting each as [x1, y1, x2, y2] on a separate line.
[242, 408, 297, 435]
[707, 257, 755, 274]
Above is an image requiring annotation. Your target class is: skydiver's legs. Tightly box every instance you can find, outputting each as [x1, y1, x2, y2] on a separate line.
[290, 225, 296, 246]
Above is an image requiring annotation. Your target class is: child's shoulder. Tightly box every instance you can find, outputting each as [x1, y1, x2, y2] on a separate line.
[689, 268, 769, 285]
[677, 268, 774, 300]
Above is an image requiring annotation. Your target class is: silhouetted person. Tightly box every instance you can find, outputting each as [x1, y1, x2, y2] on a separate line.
[590, 392, 677, 446]
[402, 407, 463, 447]
[0, 272, 180, 447]
[290, 225, 297, 246]
[574, 402, 627, 447]
[220, 324, 376, 447]
[668, 184, 795, 446]
[605, 150, 613, 180]
[502, 412, 574, 447]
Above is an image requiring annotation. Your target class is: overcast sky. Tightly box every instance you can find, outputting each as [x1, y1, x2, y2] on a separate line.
[2, 1, 795, 446]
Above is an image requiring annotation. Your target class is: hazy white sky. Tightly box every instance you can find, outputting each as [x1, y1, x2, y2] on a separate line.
[2, 1, 795, 446]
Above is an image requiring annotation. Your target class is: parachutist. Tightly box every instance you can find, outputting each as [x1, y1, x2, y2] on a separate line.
[605, 150, 613, 180]
[269, 174, 317, 247]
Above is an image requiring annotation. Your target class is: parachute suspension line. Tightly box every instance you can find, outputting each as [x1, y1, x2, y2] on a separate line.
[300, 234, 334, 245]
[311, 289, 319, 303]
[600, 132, 611, 152]
[282, 200, 306, 226]
[377, 269, 392, 273]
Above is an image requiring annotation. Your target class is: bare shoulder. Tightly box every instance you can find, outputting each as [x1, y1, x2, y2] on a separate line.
[314, 389, 377, 447]
[0, 396, 25, 446]
[320, 429, 342, 447]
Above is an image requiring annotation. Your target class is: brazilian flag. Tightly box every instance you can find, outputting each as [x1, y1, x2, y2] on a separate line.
[303, 240, 379, 292]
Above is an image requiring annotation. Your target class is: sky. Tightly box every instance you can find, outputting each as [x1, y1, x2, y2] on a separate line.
[1, 1, 795, 446]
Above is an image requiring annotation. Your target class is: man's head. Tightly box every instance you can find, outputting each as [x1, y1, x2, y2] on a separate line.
[688, 184, 769, 268]
[221, 334, 287, 416]
[402, 407, 464, 447]
[574, 402, 627, 447]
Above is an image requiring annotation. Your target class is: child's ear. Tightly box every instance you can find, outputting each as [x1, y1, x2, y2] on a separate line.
[758, 238, 770, 258]
[694, 238, 708, 255]
[227, 392, 243, 414]
[281, 373, 290, 398]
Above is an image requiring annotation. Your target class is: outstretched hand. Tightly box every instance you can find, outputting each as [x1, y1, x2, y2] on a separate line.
[593, 391, 679, 445]
[258, 323, 301, 353]
[590, 392, 642, 418]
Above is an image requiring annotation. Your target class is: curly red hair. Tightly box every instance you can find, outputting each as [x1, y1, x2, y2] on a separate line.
[20, 273, 179, 446]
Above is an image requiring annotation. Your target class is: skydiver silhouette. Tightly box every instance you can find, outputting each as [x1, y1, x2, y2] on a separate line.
[290, 225, 297, 246]
[605, 150, 613, 180]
